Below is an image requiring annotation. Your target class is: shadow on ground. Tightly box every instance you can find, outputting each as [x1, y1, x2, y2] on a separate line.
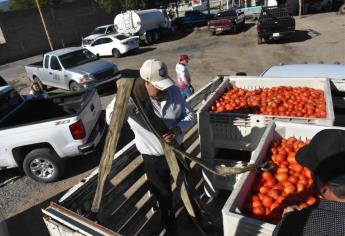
[266, 29, 319, 44]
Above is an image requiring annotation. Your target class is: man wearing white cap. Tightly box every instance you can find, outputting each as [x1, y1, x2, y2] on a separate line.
[106, 59, 196, 231]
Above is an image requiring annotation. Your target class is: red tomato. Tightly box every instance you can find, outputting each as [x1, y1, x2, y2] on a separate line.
[306, 196, 317, 206]
[253, 206, 265, 215]
[297, 183, 306, 193]
[275, 173, 289, 182]
[262, 196, 274, 208]
[259, 186, 270, 194]
[299, 203, 308, 209]
[284, 184, 296, 195]
[262, 171, 274, 180]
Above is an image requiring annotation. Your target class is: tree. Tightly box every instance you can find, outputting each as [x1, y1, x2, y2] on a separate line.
[9, 0, 62, 11]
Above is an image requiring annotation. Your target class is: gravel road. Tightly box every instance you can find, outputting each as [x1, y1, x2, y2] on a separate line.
[0, 12, 344, 236]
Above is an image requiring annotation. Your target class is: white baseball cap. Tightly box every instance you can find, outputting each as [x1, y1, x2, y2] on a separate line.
[140, 59, 174, 91]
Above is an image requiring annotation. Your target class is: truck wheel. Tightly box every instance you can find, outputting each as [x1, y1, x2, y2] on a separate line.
[153, 31, 159, 43]
[34, 77, 47, 90]
[23, 148, 64, 183]
[112, 49, 121, 58]
[145, 32, 153, 45]
[257, 36, 263, 44]
[233, 25, 237, 34]
[69, 81, 83, 92]
[171, 24, 177, 33]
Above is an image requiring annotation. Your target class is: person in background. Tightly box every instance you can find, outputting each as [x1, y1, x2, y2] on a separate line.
[273, 129, 345, 236]
[176, 54, 194, 99]
[29, 81, 48, 99]
[106, 59, 196, 232]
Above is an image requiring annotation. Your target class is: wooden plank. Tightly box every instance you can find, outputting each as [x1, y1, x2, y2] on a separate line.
[119, 196, 159, 236]
[107, 182, 152, 232]
[134, 210, 163, 236]
[61, 145, 139, 209]
[99, 164, 146, 220]
[92, 78, 135, 213]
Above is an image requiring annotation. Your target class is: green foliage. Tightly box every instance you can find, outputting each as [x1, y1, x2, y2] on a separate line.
[95, 0, 179, 12]
[9, 0, 62, 11]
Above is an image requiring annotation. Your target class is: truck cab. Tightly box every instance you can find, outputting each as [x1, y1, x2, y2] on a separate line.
[25, 47, 121, 91]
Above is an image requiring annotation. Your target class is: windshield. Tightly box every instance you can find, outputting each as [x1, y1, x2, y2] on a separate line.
[59, 49, 98, 69]
[116, 35, 129, 40]
[217, 11, 236, 17]
[0, 88, 23, 120]
[91, 27, 106, 35]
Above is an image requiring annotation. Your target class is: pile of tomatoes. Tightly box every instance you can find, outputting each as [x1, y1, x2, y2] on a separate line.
[242, 137, 318, 224]
[211, 86, 326, 118]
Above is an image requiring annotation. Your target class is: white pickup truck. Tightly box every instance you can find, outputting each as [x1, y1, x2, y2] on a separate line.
[0, 83, 105, 182]
[25, 47, 121, 92]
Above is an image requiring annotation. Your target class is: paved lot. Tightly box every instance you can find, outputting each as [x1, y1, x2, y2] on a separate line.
[0, 12, 344, 236]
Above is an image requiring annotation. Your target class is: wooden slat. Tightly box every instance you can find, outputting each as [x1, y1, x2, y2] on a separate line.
[135, 210, 163, 236]
[119, 196, 159, 236]
[100, 164, 146, 216]
[109, 183, 152, 231]
[61, 146, 139, 209]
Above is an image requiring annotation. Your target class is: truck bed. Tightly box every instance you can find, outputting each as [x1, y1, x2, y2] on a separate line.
[27, 60, 43, 68]
[0, 89, 96, 129]
[42, 78, 225, 236]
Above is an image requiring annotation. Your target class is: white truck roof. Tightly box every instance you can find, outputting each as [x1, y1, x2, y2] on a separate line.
[262, 64, 345, 79]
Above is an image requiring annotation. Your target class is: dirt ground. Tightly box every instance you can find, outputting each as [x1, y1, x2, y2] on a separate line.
[0, 12, 344, 236]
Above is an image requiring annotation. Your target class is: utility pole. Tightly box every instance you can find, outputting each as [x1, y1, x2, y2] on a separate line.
[207, 0, 210, 13]
[35, 0, 53, 51]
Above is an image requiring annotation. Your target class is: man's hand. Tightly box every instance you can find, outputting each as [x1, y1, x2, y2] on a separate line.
[163, 127, 181, 143]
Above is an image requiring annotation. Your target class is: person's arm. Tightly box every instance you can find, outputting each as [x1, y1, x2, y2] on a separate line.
[106, 95, 134, 125]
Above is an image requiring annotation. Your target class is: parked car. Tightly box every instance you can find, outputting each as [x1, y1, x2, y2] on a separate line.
[81, 24, 116, 46]
[25, 47, 121, 92]
[257, 6, 295, 44]
[0, 82, 105, 182]
[82, 34, 139, 58]
[173, 10, 215, 27]
[208, 8, 245, 35]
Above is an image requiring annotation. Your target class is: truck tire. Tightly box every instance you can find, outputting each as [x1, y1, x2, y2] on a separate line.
[23, 148, 64, 183]
[112, 49, 121, 58]
[145, 32, 153, 45]
[170, 24, 177, 33]
[257, 36, 263, 44]
[153, 31, 159, 43]
[233, 24, 237, 34]
[33, 77, 47, 90]
[69, 81, 83, 92]
[285, 0, 299, 16]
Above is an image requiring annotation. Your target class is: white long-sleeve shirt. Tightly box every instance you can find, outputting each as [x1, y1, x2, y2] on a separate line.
[176, 63, 191, 90]
[106, 85, 196, 156]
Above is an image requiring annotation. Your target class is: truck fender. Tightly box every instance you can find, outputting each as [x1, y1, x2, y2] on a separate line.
[12, 143, 57, 168]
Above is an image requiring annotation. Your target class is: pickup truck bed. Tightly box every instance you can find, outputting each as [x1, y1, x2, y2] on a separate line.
[0, 90, 93, 129]
[42, 78, 225, 236]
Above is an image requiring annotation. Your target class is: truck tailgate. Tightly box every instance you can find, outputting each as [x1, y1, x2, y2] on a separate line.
[259, 18, 295, 33]
[208, 19, 232, 28]
[78, 90, 102, 140]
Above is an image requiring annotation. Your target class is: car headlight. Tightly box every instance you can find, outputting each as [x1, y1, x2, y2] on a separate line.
[79, 74, 94, 84]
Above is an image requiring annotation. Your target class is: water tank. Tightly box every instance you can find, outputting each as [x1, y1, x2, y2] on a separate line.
[114, 9, 168, 35]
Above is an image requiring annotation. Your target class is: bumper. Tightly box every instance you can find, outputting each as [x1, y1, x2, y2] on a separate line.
[209, 26, 232, 32]
[83, 72, 121, 88]
[78, 112, 106, 155]
[258, 31, 295, 40]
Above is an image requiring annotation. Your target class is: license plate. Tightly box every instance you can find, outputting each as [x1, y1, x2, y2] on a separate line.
[273, 33, 280, 37]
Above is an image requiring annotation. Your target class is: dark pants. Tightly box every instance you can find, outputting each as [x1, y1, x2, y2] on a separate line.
[142, 154, 174, 226]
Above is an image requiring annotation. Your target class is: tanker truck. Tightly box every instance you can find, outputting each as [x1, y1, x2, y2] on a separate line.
[114, 9, 176, 45]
